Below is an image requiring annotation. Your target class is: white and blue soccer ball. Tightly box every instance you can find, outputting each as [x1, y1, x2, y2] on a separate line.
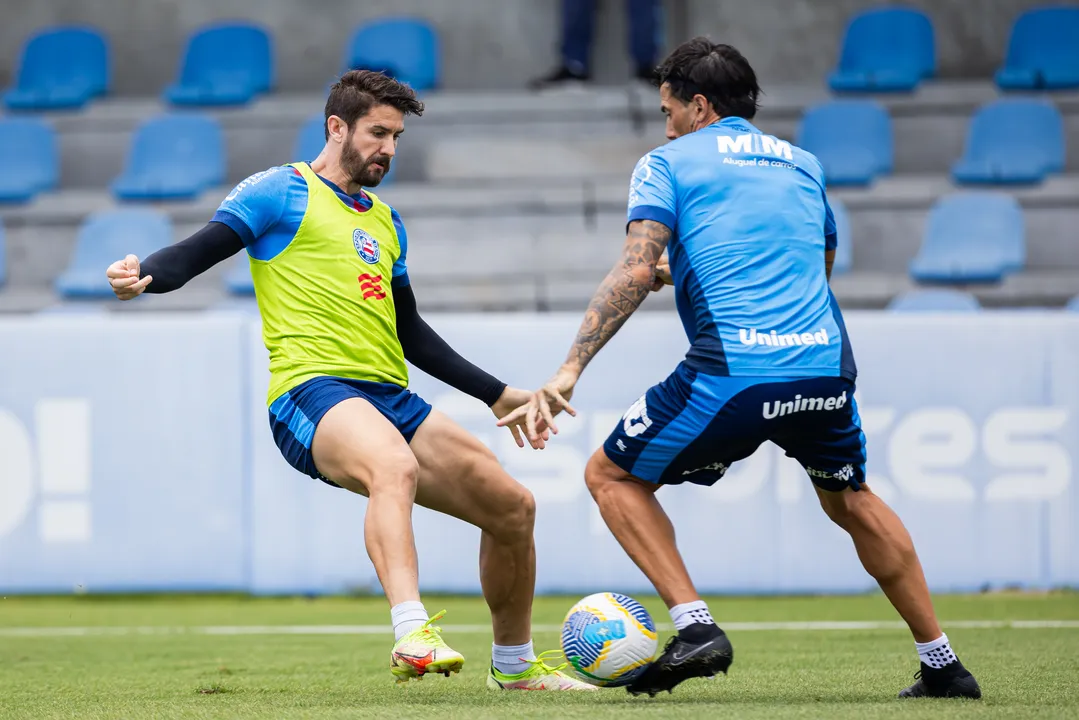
[560, 592, 658, 687]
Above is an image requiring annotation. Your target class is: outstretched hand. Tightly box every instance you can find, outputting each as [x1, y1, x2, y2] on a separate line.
[491, 386, 551, 449]
[496, 367, 579, 448]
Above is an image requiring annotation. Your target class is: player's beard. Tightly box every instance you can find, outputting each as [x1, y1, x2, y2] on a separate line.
[341, 136, 391, 188]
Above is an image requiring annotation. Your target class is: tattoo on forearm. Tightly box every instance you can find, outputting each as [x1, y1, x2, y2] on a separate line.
[566, 220, 672, 372]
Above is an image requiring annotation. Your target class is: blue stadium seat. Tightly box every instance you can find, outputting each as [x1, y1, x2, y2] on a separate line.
[345, 18, 439, 91]
[829, 7, 935, 92]
[165, 23, 273, 106]
[292, 114, 397, 185]
[55, 210, 173, 298]
[0, 118, 58, 203]
[225, 253, 254, 295]
[889, 289, 981, 312]
[830, 198, 853, 275]
[996, 7, 1079, 90]
[909, 193, 1025, 283]
[798, 101, 893, 186]
[953, 99, 1065, 185]
[112, 114, 225, 201]
[3, 26, 108, 110]
[294, 114, 326, 162]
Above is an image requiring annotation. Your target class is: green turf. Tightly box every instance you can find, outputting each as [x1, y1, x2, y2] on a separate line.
[1, 593, 1077, 719]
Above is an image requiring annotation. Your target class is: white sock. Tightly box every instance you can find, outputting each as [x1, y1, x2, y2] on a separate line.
[492, 640, 536, 676]
[670, 600, 715, 631]
[391, 601, 429, 641]
[916, 633, 958, 669]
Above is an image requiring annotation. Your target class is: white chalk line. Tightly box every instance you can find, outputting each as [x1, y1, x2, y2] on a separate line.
[1, 619, 1077, 638]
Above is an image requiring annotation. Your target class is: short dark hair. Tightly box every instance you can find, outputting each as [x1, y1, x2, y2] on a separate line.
[323, 70, 425, 139]
[654, 38, 761, 120]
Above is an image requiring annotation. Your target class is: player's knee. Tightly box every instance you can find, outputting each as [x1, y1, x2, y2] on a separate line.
[489, 484, 536, 541]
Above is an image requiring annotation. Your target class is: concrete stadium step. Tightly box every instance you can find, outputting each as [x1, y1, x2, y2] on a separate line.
[21, 82, 1079, 188]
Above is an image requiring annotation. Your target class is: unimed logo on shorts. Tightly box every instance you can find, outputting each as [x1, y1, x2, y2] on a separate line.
[763, 391, 847, 419]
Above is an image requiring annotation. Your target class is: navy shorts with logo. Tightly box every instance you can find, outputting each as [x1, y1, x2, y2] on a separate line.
[603, 363, 866, 492]
[269, 376, 433, 486]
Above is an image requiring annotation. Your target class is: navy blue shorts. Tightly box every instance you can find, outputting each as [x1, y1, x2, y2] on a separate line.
[603, 363, 866, 492]
[268, 376, 433, 485]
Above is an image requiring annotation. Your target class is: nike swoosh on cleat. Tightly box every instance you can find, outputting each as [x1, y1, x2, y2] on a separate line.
[669, 640, 719, 663]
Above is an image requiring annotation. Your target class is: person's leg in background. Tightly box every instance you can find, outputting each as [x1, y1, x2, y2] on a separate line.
[626, 0, 661, 81]
[530, 0, 596, 88]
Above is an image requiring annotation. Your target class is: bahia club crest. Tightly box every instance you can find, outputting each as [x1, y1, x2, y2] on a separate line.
[353, 229, 381, 264]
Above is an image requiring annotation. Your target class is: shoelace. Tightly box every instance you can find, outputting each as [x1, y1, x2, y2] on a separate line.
[524, 650, 572, 674]
[407, 609, 449, 646]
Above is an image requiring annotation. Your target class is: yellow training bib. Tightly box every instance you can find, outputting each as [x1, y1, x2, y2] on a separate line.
[250, 162, 408, 405]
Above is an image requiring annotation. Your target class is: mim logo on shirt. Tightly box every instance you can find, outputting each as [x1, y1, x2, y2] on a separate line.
[717, 134, 793, 160]
[739, 328, 830, 347]
[763, 391, 848, 419]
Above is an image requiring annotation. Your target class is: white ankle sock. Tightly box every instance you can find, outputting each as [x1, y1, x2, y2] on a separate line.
[669, 600, 715, 631]
[492, 640, 536, 676]
[391, 601, 429, 641]
[916, 633, 957, 669]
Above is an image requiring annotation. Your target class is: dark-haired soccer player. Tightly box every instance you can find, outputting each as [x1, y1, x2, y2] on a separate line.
[106, 70, 593, 692]
[501, 38, 982, 700]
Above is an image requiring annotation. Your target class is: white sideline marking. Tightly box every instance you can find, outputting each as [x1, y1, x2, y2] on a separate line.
[1, 619, 1077, 638]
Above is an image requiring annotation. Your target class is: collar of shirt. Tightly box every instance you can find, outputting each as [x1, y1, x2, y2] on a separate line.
[316, 173, 374, 212]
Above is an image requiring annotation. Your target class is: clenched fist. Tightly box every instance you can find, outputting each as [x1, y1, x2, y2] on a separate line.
[105, 254, 152, 300]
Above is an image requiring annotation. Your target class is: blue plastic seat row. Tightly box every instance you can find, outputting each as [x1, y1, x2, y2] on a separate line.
[830, 5, 1079, 93]
[823, 192, 1025, 284]
[910, 192, 1025, 284]
[3, 18, 440, 111]
[0, 112, 388, 203]
[798, 97, 1066, 187]
[888, 289, 982, 312]
[18, 197, 1065, 301]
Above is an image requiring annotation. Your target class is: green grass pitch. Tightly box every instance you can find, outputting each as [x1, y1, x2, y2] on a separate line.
[1, 592, 1077, 719]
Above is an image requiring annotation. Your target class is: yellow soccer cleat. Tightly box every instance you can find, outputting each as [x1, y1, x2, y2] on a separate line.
[487, 650, 600, 691]
[390, 610, 465, 683]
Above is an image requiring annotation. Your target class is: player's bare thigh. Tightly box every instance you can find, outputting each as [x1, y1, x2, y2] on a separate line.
[585, 447, 661, 495]
[310, 397, 418, 497]
[408, 409, 534, 535]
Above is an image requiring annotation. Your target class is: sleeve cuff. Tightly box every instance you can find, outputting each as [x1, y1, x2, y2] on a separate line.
[825, 232, 838, 251]
[483, 381, 508, 407]
[212, 211, 256, 248]
[627, 205, 676, 233]
[391, 271, 411, 288]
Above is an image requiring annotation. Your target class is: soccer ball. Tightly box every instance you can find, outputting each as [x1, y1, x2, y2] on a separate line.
[560, 592, 658, 687]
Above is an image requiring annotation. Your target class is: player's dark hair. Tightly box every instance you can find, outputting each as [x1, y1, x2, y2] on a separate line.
[654, 38, 761, 120]
[323, 70, 425, 139]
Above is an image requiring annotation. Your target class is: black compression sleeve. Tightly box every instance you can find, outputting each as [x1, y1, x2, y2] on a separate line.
[393, 284, 507, 406]
[139, 221, 245, 293]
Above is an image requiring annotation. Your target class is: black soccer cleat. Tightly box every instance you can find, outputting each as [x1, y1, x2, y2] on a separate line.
[627, 623, 734, 698]
[898, 660, 982, 699]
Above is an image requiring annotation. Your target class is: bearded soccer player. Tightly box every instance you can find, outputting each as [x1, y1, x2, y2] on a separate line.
[105, 70, 593, 692]
[500, 39, 982, 700]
